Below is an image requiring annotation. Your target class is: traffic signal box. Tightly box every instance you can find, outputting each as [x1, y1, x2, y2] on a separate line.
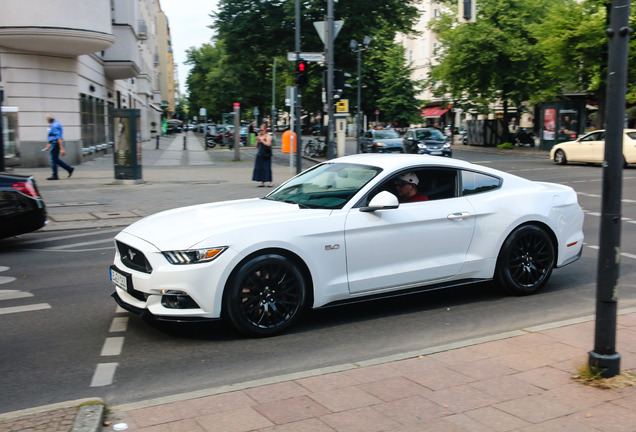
[295, 60, 308, 87]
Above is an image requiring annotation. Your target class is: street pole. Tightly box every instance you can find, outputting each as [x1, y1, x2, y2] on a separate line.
[233, 102, 240, 161]
[588, 0, 631, 378]
[326, 0, 335, 159]
[356, 44, 361, 154]
[294, 0, 303, 173]
[271, 58, 277, 129]
[0, 56, 5, 172]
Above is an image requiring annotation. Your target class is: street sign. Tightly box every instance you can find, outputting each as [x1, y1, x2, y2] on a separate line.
[199, 108, 206, 116]
[313, 21, 344, 44]
[336, 99, 349, 113]
[287, 52, 324, 62]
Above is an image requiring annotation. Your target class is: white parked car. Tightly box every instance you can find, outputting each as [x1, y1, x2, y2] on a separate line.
[110, 154, 584, 337]
[550, 129, 636, 166]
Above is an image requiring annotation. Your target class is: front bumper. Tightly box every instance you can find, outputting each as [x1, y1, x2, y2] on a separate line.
[418, 148, 452, 157]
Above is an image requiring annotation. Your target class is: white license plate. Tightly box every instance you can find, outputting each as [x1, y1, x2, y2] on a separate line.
[110, 268, 128, 289]
[431, 151, 443, 155]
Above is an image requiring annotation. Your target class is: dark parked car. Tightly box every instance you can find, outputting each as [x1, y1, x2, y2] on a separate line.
[0, 173, 47, 238]
[360, 129, 404, 153]
[402, 128, 452, 157]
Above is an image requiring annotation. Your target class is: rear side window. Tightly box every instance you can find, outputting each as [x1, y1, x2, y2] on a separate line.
[461, 170, 501, 196]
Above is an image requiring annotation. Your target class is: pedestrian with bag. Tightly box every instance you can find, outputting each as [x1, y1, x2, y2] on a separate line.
[44, 113, 74, 180]
[252, 124, 273, 187]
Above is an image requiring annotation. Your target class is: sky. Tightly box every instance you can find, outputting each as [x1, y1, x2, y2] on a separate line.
[160, 0, 219, 94]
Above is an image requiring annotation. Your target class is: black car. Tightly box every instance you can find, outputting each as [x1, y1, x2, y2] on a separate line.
[402, 128, 452, 157]
[0, 173, 47, 238]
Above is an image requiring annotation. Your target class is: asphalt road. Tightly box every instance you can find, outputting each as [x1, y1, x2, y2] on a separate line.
[1, 148, 635, 413]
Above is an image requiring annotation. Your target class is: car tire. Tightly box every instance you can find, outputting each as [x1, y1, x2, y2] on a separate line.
[494, 225, 555, 296]
[224, 253, 307, 337]
[554, 149, 567, 165]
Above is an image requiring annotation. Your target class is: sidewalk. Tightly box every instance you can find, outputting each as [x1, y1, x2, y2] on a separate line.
[1, 311, 634, 431]
[4, 134, 634, 431]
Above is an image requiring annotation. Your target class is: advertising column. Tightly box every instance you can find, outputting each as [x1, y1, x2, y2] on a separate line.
[113, 109, 143, 184]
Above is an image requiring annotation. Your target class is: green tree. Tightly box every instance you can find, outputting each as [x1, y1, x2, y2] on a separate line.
[186, 0, 422, 122]
[376, 43, 423, 127]
[530, 0, 636, 128]
[429, 0, 556, 132]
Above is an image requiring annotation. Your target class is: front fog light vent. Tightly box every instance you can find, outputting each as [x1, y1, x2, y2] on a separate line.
[161, 290, 199, 309]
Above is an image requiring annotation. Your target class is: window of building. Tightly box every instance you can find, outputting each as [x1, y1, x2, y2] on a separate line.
[80, 94, 107, 150]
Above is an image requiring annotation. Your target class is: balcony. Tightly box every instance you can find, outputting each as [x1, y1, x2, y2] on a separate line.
[0, 0, 115, 56]
[102, 25, 141, 80]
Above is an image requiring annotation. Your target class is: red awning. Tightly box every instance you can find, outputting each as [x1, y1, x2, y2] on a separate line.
[422, 107, 449, 118]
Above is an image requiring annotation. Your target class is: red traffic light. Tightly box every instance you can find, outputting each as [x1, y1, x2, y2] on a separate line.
[297, 60, 307, 73]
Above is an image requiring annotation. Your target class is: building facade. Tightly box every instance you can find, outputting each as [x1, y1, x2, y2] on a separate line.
[0, 0, 175, 168]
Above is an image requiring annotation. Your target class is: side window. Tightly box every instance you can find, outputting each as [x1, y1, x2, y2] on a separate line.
[418, 168, 458, 200]
[405, 131, 413, 140]
[461, 171, 501, 196]
[363, 131, 372, 139]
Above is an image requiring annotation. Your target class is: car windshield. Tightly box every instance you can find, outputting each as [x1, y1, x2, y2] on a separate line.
[415, 129, 445, 140]
[626, 131, 636, 140]
[265, 162, 382, 209]
[374, 130, 400, 140]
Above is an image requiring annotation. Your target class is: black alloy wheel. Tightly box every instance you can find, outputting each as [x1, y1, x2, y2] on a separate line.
[495, 225, 555, 296]
[224, 254, 307, 337]
[554, 149, 567, 165]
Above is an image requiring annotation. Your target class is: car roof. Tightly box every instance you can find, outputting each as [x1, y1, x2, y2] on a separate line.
[333, 153, 478, 172]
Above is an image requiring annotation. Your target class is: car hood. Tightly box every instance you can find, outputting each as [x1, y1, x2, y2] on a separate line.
[120, 198, 305, 251]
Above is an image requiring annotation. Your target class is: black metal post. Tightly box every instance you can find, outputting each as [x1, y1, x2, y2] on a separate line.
[356, 46, 362, 154]
[294, 0, 303, 173]
[156, 135, 159, 149]
[0, 57, 5, 172]
[588, 0, 632, 378]
[326, 0, 335, 159]
[183, 134, 186, 150]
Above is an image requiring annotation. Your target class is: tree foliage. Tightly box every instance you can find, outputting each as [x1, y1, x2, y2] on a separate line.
[186, 0, 422, 123]
[429, 0, 554, 123]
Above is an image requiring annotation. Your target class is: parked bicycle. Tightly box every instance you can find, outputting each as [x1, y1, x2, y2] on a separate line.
[303, 137, 326, 158]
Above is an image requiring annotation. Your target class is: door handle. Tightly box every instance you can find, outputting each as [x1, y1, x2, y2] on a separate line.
[447, 212, 472, 220]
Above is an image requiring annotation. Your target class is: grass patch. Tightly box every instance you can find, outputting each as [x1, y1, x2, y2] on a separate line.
[497, 142, 515, 149]
[77, 400, 111, 415]
[572, 363, 636, 389]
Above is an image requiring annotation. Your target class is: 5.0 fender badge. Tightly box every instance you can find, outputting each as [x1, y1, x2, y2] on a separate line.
[325, 244, 340, 251]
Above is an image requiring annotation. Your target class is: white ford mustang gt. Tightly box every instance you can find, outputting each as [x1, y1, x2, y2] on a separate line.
[110, 154, 584, 337]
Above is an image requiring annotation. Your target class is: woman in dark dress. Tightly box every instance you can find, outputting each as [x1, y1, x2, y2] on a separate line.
[252, 124, 273, 187]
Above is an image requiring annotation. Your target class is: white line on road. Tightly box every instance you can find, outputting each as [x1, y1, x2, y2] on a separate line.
[47, 238, 116, 250]
[0, 303, 51, 315]
[586, 244, 636, 260]
[100, 337, 125, 356]
[12, 228, 121, 245]
[0, 276, 17, 285]
[0, 290, 33, 300]
[90, 363, 118, 387]
[109, 316, 129, 332]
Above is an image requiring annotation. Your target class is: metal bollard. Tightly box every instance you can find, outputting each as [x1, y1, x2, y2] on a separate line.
[183, 135, 187, 150]
[156, 135, 159, 149]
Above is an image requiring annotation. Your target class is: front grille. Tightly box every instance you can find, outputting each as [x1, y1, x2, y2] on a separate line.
[116, 241, 153, 274]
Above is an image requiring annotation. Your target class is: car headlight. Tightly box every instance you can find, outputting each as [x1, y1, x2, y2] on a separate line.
[443, 143, 451, 148]
[376, 142, 386, 147]
[162, 247, 227, 264]
[418, 143, 427, 149]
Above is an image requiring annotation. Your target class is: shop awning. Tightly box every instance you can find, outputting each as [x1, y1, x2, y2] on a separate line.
[422, 107, 449, 118]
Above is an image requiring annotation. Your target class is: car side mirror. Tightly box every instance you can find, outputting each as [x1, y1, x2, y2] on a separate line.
[360, 191, 399, 212]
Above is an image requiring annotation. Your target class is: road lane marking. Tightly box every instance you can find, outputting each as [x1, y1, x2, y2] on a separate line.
[12, 228, 121, 245]
[0, 303, 51, 315]
[47, 238, 116, 250]
[109, 316, 129, 332]
[586, 245, 636, 260]
[101, 337, 125, 356]
[0, 276, 17, 285]
[91, 363, 118, 387]
[0, 290, 33, 300]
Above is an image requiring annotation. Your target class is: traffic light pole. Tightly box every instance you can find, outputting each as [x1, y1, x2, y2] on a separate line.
[326, 0, 335, 160]
[294, 0, 303, 173]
